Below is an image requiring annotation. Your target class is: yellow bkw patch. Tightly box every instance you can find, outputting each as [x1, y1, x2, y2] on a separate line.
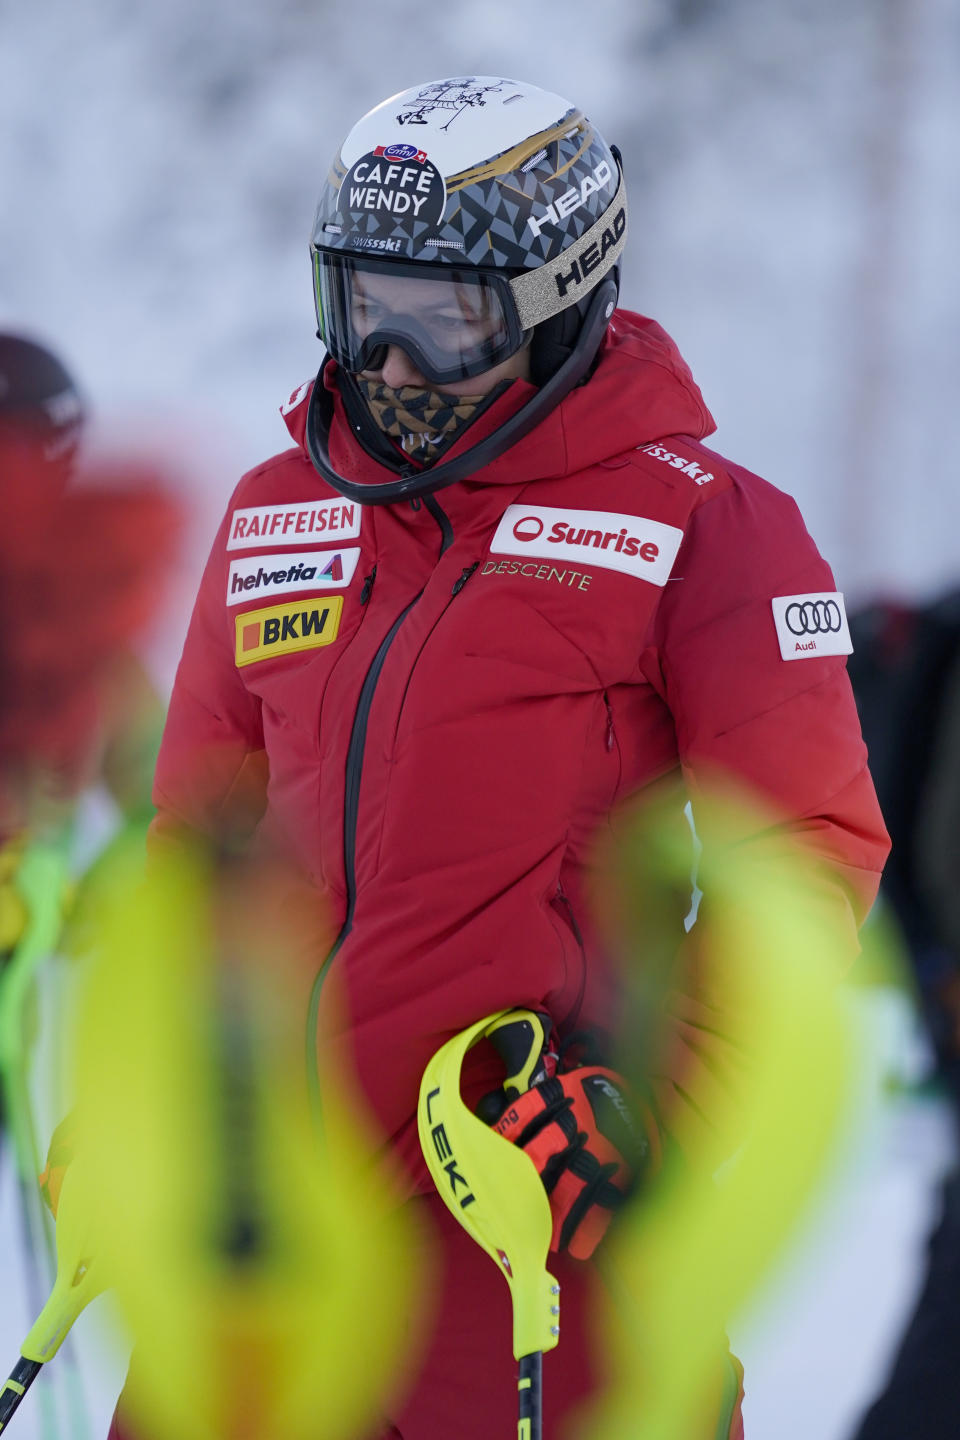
[235, 597, 344, 667]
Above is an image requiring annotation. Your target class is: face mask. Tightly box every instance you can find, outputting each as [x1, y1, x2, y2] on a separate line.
[354, 378, 490, 467]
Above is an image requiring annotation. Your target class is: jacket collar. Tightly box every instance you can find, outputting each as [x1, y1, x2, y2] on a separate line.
[284, 310, 716, 501]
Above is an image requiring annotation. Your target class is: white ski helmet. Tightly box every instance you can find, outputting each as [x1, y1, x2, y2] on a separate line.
[306, 76, 628, 504]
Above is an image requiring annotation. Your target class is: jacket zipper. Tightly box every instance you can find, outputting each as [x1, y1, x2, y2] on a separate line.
[306, 496, 453, 1115]
[387, 558, 478, 758]
[359, 565, 377, 605]
[554, 883, 588, 1032]
[451, 561, 479, 597]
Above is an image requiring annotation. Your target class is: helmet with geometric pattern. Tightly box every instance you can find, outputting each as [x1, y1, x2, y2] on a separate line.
[306, 76, 627, 504]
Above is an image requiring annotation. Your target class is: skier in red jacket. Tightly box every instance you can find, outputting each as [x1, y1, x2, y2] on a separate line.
[137, 76, 889, 1439]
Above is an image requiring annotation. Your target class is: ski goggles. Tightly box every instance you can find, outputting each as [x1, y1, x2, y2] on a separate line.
[311, 251, 528, 387]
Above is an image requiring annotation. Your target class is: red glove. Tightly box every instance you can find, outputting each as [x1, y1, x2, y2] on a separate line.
[481, 1019, 659, 1260]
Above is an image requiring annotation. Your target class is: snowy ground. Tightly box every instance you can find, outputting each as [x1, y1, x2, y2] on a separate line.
[0, 984, 953, 1440]
[733, 1042, 956, 1438]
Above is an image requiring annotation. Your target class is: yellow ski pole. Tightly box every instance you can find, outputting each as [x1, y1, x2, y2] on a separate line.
[0, 839, 91, 1440]
[418, 1009, 559, 1440]
[0, 1158, 105, 1433]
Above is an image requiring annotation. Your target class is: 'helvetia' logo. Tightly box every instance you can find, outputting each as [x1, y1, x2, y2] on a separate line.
[226, 548, 361, 605]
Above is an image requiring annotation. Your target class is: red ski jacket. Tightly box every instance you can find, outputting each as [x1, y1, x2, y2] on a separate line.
[153, 311, 889, 1185]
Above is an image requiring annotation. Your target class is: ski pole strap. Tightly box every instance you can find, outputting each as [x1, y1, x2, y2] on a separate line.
[0, 1357, 43, 1431]
[517, 1351, 542, 1440]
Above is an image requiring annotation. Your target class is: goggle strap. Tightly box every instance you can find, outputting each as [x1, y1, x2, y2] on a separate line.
[510, 167, 628, 331]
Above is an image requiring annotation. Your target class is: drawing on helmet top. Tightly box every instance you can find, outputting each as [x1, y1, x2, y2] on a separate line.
[396, 78, 523, 131]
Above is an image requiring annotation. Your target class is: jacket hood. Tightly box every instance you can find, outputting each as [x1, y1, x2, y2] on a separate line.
[283, 309, 715, 487]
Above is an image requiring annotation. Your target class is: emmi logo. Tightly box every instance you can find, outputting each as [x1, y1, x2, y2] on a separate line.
[424, 1087, 476, 1210]
[234, 598, 343, 668]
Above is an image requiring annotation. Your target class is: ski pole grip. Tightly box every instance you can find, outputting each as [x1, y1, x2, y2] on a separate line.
[482, 1010, 552, 1100]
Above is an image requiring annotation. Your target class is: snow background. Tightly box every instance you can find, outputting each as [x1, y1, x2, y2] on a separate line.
[1, 0, 958, 1435]
[3, 0, 958, 632]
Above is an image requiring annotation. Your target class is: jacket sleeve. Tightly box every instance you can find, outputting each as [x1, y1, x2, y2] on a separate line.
[151, 508, 267, 848]
[641, 472, 890, 1150]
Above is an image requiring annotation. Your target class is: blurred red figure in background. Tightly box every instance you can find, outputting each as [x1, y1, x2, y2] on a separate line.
[0, 333, 177, 840]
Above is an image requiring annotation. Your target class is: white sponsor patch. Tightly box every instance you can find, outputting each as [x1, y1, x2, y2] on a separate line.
[227, 500, 362, 550]
[227, 548, 361, 605]
[772, 592, 853, 660]
[490, 505, 684, 586]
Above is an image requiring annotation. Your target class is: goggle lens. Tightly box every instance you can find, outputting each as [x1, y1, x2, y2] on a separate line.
[311, 251, 526, 387]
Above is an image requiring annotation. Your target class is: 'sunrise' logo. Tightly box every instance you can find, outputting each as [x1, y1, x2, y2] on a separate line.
[490, 504, 684, 587]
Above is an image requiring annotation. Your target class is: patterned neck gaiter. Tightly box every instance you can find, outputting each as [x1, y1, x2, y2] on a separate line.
[354, 378, 489, 467]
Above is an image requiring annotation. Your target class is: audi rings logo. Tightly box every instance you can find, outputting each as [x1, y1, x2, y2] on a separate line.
[785, 599, 842, 636]
[512, 515, 544, 542]
[772, 591, 851, 662]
